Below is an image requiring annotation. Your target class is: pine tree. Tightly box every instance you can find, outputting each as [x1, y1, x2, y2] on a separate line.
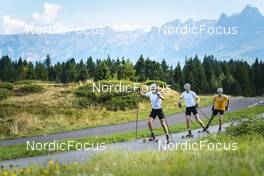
[26, 62, 35, 79]
[173, 62, 184, 91]
[87, 56, 95, 79]
[77, 59, 88, 81]
[16, 57, 27, 80]
[134, 55, 146, 81]
[35, 62, 48, 80]
[161, 59, 169, 81]
[192, 55, 208, 93]
[123, 59, 135, 81]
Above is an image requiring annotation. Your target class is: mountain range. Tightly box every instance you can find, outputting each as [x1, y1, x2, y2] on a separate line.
[0, 4, 263, 64]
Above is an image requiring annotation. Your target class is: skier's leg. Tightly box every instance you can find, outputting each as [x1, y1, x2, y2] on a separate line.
[160, 119, 169, 135]
[206, 114, 216, 129]
[158, 108, 172, 142]
[194, 113, 205, 128]
[185, 107, 193, 136]
[185, 115, 193, 135]
[218, 115, 223, 132]
[148, 117, 155, 138]
[186, 115, 191, 130]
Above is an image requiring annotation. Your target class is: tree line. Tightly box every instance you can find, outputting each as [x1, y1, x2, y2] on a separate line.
[0, 54, 263, 96]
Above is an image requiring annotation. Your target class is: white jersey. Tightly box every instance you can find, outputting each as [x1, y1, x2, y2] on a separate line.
[181, 91, 198, 107]
[145, 91, 162, 109]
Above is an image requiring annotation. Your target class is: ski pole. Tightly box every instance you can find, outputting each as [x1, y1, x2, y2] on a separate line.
[164, 116, 174, 143]
[135, 107, 139, 140]
[197, 109, 210, 121]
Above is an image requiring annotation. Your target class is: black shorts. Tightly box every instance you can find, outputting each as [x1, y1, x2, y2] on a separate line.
[212, 109, 225, 116]
[149, 108, 165, 119]
[186, 106, 198, 116]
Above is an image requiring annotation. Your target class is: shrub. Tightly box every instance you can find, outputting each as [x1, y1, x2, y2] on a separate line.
[75, 83, 97, 97]
[17, 84, 44, 95]
[226, 116, 264, 137]
[105, 93, 141, 111]
[74, 81, 144, 111]
[0, 82, 13, 90]
[73, 97, 94, 108]
[0, 88, 11, 100]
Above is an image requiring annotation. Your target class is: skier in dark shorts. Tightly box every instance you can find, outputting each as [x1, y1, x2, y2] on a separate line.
[205, 88, 230, 133]
[140, 83, 171, 143]
[178, 83, 208, 137]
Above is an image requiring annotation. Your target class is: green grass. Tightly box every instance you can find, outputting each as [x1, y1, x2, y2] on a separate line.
[0, 82, 13, 90]
[1, 115, 264, 176]
[0, 88, 11, 100]
[0, 105, 263, 162]
[0, 81, 212, 139]
[16, 84, 44, 95]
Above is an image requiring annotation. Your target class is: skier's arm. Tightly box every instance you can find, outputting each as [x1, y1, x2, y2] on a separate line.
[193, 91, 200, 106]
[178, 95, 183, 107]
[195, 96, 200, 104]
[225, 98, 230, 111]
[157, 92, 164, 100]
[212, 97, 216, 111]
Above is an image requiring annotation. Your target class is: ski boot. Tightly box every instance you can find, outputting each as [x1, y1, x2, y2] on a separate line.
[143, 132, 159, 143]
[143, 136, 159, 143]
[182, 130, 193, 138]
[166, 135, 173, 144]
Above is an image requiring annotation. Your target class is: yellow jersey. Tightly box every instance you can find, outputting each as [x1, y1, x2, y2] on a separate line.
[213, 95, 229, 111]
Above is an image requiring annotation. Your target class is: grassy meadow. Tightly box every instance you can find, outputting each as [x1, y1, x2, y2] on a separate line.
[0, 80, 211, 139]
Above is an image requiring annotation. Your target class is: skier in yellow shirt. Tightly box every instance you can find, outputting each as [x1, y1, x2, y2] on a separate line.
[205, 88, 229, 133]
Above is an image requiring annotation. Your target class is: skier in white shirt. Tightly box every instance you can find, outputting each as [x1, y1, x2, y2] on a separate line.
[178, 83, 208, 137]
[140, 83, 171, 143]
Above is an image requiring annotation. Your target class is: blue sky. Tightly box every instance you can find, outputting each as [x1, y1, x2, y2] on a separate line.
[0, 0, 264, 33]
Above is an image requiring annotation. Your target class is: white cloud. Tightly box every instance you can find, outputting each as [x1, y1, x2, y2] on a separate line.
[1, 3, 62, 34]
[2, 15, 31, 34]
[32, 3, 61, 24]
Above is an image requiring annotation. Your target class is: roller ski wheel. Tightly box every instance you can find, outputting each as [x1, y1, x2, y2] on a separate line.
[143, 138, 159, 143]
[181, 134, 194, 139]
[198, 129, 210, 134]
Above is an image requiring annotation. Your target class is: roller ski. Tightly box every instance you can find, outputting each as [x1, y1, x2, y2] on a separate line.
[182, 130, 194, 138]
[198, 127, 210, 134]
[182, 134, 194, 138]
[143, 136, 159, 143]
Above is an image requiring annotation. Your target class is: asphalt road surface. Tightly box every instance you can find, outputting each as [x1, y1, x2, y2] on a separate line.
[0, 97, 263, 168]
[0, 97, 263, 147]
[0, 123, 232, 168]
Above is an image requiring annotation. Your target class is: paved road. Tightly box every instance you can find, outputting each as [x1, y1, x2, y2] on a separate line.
[0, 123, 231, 168]
[0, 97, 263, 146]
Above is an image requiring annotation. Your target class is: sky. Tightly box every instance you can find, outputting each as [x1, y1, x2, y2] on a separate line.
[0, 0, 264, 34]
